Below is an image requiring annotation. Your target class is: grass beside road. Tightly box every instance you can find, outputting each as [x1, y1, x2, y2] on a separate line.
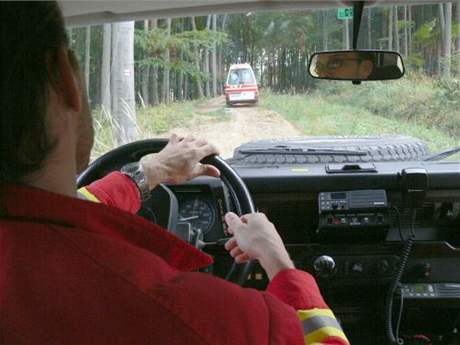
[259, 75, 460, 153]
[91, 99, 228, 159]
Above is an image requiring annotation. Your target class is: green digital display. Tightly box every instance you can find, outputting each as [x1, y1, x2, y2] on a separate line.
[413, 285, 425, 293]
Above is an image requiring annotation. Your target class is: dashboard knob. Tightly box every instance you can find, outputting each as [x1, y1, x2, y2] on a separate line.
[414, 262, 432, 279]
[376, 259, 391, 276]
[313, 255, 336, 278]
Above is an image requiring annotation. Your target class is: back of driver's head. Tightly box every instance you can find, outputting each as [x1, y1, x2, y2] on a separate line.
[0, 1, 68, 187]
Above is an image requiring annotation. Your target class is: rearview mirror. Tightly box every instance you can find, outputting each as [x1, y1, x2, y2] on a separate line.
[308, 50, 405, 81]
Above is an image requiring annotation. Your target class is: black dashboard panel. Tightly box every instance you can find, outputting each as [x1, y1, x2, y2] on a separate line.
[233, 161, 460, 192]
[234, 161, 460, 344]
[174, 160, 460, 344]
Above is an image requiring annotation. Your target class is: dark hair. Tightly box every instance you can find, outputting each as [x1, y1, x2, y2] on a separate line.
[0, 1, 68, 186]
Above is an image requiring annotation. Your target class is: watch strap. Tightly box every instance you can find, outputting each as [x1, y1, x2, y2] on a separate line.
[120, 162, 151, 202]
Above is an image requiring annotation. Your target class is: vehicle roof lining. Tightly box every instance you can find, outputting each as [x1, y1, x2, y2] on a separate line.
[61, 0, 449, 27]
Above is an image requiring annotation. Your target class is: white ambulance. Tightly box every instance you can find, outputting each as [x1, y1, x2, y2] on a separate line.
[224, 63, 259, 106]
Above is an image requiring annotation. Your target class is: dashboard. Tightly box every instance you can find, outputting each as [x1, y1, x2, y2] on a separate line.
[165, 160, 460, 345]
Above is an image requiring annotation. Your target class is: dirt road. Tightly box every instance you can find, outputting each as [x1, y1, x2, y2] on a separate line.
[160, 96, 301, 158]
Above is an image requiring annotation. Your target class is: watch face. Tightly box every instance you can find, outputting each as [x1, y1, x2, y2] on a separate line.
[121, 162, 150, 201]
[122, 162, 140, 175]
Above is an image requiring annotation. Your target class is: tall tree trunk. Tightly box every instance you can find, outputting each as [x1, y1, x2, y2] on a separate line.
[204, 15, 211, 97]
[367, 8, 372, 49]
[162, 18, 172, 104]
[111, 21, 137, 145]
[218, 14, 228, 94]
[177, 19, 185, 101]
[101, 24, 111, 113]
[191, 17, 204, 99]
[457, 1, 460, 76]
[141, 20, 150, 106]
[388, 6, 393, 50]
[444, 3, 452, 78]
[178, 51, 184, 101]
[440, 3, 446, 74]
[440, 4, 446, 44]
[184, 75, 189, 100]
[343, 19, 350, 49]
[217, 43, 223, 95]
[439, 3, 446, 77]
[457, 2, 460, 52]
[437, 44, 442, 76]
[150, 19, 159, 105]
[394, 6, 400, 52]
[211, 14, 218, 97]
[322, 11, 328, 50]
[408, 5, 412, 55]
[403, 6, 408, 57]
[84, 26, 91, 95]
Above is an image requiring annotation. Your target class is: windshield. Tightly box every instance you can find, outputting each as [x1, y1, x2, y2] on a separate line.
[68, 4, 460, 161]
[227, 68, 256, 85]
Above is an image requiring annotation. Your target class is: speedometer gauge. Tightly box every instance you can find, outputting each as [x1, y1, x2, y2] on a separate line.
[179, 198, 216, 235]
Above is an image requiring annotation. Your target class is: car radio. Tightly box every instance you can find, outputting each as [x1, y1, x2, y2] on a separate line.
[317, 190, 390, 242]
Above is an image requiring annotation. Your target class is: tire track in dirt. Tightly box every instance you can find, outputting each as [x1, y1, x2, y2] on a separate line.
[159, 96, 301, 158]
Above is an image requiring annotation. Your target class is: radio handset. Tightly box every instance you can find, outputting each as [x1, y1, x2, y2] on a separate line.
[399, 168, 429, 209]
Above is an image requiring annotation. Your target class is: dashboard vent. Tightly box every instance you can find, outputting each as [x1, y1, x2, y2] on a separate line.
[437, 284, 460, 298]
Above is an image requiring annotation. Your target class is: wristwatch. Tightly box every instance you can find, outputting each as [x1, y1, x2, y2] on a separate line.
[120, 162, 151, 202]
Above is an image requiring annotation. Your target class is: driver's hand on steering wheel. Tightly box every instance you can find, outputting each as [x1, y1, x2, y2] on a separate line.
[140, 134, 221, 189]
[224, 212, 294, 280]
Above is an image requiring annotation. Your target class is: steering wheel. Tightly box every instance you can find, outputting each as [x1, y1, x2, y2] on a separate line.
[77, 138, 255, 286]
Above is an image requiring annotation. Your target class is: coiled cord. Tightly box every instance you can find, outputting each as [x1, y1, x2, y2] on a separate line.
[385, 209, 416, 345]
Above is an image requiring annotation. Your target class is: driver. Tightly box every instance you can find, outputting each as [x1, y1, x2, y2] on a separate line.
[314, 51, 374, 80]
[0, 3, 349, 345]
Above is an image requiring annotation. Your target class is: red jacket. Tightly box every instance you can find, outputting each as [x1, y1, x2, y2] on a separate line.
[0, 173, 349, 345]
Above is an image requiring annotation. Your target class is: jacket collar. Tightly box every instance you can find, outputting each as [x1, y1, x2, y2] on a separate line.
[2, 184, 213, 271]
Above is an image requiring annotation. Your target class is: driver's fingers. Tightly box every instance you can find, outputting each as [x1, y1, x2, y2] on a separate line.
[224, 237, 237, 251]
[230, 246, 244, 258]
[240, 214, 250, 224]
[169, 133, 180, 144]
[198, 143, 220, 157]
[195, 138, 208, 147]
[241, 212, 266, 224]
[225, 212, 243, 235]
[194, 164, 220, 178]
[234, 253, 251, 263]
[183, 134, 195, 143]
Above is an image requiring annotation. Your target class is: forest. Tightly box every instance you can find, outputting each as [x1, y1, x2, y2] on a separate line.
[68, 3, 460, 153]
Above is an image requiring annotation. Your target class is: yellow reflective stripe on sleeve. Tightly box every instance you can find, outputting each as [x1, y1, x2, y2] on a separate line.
[297, 309, 349, 345]
[298, 308, 335, 321]
[78, 187, 101, 203]
[302, 315, 342, 334]
[304, 326, 348, 345]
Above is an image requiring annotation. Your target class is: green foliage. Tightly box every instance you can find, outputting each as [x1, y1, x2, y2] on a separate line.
[312, 73, 460, 144]
[435, 78, 460, 106]
[405, 53, 425, 71]
[137, 101, 196, 134]
[135, 27, 228, 81]
[260, 74, 459, 153]
[414, 20, 439, 44]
